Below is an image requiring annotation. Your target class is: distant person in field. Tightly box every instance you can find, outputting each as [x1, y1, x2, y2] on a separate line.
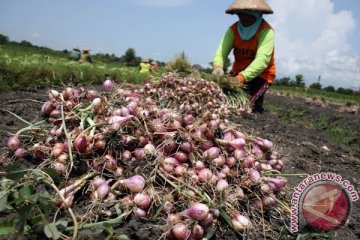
[139, 58, 151, 73]
[150, 60, 159, 71]
[69, 47, 81, 61]
[212, 0, 276, 113]
[79, 48, 93, 63]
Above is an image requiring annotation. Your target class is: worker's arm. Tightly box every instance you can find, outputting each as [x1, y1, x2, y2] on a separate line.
[213, 28, 234, 69]
[239, 28, 274, 81]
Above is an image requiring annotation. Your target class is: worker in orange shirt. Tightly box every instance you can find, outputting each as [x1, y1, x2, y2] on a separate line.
[212, 0, 276, 113]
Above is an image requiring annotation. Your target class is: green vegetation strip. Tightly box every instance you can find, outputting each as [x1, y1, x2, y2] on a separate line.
[267, 104, 358, 146]
[271, 86, 360, 106]
[0, 44, 166, 92]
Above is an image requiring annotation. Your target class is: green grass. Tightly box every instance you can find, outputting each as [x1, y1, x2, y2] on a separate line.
[0, 44, 166, 91]
[271, 86, 360, 106]
[266, 104, 358, 146]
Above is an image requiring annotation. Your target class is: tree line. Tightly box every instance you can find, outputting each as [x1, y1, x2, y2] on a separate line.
[274, 74, 359, 96]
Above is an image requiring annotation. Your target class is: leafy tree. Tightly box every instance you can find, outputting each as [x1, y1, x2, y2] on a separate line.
[323, 86, 335, 92]
[0, 34, 9, 44]
[19, 40, 33, 47]
[121, 48, 138, 66]
[337, 87, 354, 95]
[294, 74, 305, 87]
[309, 82, 322, 90]
[275, 76, 291, 86]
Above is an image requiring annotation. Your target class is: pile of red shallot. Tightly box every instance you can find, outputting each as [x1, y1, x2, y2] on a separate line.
[135, 72, 251, 117]
[5, 72, 287, 239]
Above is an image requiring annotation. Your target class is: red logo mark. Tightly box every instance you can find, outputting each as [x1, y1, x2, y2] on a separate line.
[301, 182, 351, 231]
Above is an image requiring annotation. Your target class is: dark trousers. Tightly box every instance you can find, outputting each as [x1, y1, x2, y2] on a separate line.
[243, 77, 269, 109]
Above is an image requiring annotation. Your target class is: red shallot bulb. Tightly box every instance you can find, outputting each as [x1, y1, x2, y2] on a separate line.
[172, 223, 190, 240]
[120, 175, 145, 193]
[180, 141, 192, 154]
[204, 147, 220, 159]
[144, 143, 155, 156]
[216, 179, 229, 192]
[109, 115, 132, 130]
[14, 148, 27, 159]
[267, 177, 287, 191]
[74, 135, 87, 152]
[133, 192, 152, 209]
[121, 150, 132, 161]
[5, 135, 20, 151]
[51, 142, 64, 158]
[41, 102, 54, 116]
[192, 224, 204, 239]
[198, 168, 213, 182]
[229, 138, 246, 150]
[48, 89, 60, 100]
[95, 180, 111, 200]
[134, 148, 145, 160]
[173, 151, 188, 163]
[104, 154, 117, 171]
[248, 168, 261, 183]
[134, 207, 147, 218]
[231, 214, 251, 232]
[103, 79, 114, 92]
[182, 202, 209, 221]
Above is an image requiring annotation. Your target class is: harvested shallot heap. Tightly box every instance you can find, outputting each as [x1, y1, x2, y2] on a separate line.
[5, 72, 287, 239]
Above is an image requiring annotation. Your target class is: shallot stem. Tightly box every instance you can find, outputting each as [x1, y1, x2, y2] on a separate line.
[76, 121, 108, 142]
[79, 112, 88, 130]
[65, 211, 130, 232]
[2, 109, 32, 126]
[272, 196, 291, 213]
[157, 172, 213, 205]
[263, 172, 308, 177]
[152, 188, 177, 221]
[86, 117, 96, 137]
[28, 168, 81, 240]
[60, 101, 74, 178]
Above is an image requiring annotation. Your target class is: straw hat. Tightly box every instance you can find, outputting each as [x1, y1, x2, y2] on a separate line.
[226, 0, 273, 14]
[83, 48, 90, 52]
[142, 58, 149, 63]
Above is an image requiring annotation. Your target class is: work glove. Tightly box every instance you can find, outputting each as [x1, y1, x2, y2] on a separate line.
[212, 67, 224, 76]
[227, 74, 246, 89]
[234, 74, 246, 84]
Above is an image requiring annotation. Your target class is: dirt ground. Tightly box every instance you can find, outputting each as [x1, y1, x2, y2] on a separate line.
[0, 87, 359, 240]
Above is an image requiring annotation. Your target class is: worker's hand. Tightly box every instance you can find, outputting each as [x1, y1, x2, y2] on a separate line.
[235, 74, 246, 84]
[212, 67, 224, 76]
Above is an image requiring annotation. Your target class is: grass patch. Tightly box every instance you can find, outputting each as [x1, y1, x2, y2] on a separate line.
[266, 103, 358, 146]
[0, 44, 167, 91]
[271, 86, 360, 106]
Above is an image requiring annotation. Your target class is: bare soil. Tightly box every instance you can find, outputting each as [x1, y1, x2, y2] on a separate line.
[0, 88, 359, 240]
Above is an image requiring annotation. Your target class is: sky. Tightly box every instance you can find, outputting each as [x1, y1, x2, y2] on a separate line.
[0, 0, 359, 89]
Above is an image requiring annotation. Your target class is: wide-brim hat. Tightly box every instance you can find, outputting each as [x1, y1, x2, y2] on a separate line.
[83, 48, 90, 52]
[142, 58, 149, 63]
[226, 0, 273, 14]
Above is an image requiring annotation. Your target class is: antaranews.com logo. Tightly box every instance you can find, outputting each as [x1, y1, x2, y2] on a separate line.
[290, 172, 359, 233]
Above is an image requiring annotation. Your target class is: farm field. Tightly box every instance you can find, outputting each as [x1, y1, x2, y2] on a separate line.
[0, 83, 359, 239]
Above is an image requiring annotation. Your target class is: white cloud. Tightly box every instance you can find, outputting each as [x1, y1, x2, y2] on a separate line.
[267, 0, 358, 88]
[152, 52, 161, 57]
[130, 0, 192, 7]
[31, 33, 40, 38]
